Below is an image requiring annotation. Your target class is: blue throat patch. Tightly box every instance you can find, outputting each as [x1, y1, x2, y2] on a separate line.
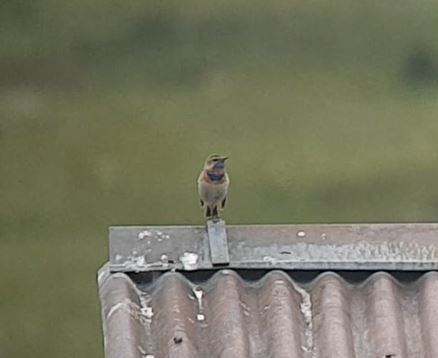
[207, 172, 224, 181]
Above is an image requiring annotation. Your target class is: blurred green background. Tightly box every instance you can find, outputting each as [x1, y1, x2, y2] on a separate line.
[2, 0, 438, 356]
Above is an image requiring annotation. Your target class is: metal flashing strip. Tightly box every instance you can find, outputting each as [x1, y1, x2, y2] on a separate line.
[206, 219, 230, 265]
[109, 223, 438, 272]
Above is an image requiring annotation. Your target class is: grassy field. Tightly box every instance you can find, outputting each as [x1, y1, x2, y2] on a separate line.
[2, 1, 438, 357]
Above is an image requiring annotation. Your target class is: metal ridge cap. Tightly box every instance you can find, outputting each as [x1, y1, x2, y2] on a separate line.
[109, 223, 438, 273]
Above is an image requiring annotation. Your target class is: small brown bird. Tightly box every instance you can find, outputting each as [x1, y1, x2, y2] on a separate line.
[197, 154, 229, 219]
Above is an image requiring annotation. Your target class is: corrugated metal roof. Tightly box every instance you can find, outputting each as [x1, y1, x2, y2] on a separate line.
[98, 267, 438, 358]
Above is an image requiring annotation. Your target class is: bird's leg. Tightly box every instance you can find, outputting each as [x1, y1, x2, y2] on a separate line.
[212, 206, 219, 221]
[205, 206, 211, 218]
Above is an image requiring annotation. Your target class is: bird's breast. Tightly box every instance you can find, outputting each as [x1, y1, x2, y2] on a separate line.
[202, 170, 227, 184]
[198, 171, 229, 203]
[207, 172, 224, 181]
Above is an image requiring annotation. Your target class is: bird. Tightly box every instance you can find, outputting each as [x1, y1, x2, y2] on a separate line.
[197, 154, 229, 220]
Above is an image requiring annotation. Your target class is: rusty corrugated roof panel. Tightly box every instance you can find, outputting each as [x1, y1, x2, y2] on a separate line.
[98, 266, 438, 358]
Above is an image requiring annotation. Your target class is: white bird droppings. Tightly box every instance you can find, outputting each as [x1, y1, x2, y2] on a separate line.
[141, 306, 154, 319]
[297, 230, 306, 238]
[292, 282, 313, 355]
[180, 252, 199, 270]
[138, 230, 152, 239]
[193, 286, 203, 308]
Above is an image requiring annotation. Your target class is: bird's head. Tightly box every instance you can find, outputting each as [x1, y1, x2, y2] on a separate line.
[204, 154, 228, 170]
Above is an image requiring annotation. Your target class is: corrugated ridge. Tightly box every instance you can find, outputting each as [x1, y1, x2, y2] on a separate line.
[400, 275, 423, 357]
[312, 273, 355, 358]
[205, 270, 251, 358]
[98, 272, 148, 358]
[258, 271, 306, 358]
[150, 273, 199, 358]
[418, 271, 438, 358]
[364, 273, 408, 358]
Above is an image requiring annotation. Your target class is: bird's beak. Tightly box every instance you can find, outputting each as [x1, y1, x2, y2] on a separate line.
[213, 156, 228, 169]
